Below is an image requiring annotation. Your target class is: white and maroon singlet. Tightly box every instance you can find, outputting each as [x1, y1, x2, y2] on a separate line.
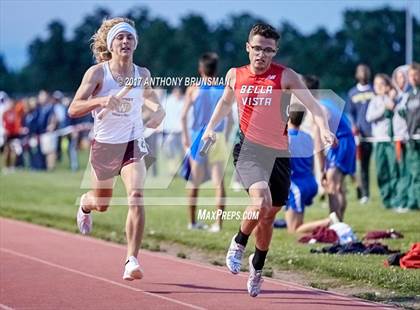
[92, 62, 145, 144]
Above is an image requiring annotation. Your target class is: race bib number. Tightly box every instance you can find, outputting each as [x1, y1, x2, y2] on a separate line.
[138, 137, 148, 153]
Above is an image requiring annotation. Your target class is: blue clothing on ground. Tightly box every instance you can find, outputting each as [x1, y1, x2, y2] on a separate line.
[191, 85, 225, 132]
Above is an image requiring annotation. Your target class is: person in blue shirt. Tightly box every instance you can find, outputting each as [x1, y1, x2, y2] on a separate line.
[347, 65, 375, 204]
[284, 104, 318, 232]
[304, 75, 356, 222]
[22, 97, 40, 170]
[181, 52, 231, 232]
[275, 103, 340, 233]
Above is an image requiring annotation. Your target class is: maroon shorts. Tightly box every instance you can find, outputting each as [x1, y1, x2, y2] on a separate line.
[90, 139, 148, 181]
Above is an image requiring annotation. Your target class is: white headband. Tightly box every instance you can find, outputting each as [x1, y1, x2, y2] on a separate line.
[106, 22, 138, 52]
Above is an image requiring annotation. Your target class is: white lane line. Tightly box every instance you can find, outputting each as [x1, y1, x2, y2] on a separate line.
[0, 248, 206, 310]
[1, 218, 393, 309]
[0, 304, 14, 310]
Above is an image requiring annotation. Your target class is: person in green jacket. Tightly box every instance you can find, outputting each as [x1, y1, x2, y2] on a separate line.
[399, 63, 420, 210]
[366, 74, 398, 208]
[390, 65, 410, 212]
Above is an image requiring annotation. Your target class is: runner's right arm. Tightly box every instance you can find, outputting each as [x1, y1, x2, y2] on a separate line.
[202, 68, 236, 141]
[68, 65, 120, 118]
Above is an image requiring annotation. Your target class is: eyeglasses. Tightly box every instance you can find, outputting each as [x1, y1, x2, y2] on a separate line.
[248, 44, 277, 55]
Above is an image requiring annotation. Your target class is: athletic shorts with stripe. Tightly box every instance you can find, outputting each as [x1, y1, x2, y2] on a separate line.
[233, 132, 291, 207]
[286, 176, 318, 213]
[90, 138, 148, 181]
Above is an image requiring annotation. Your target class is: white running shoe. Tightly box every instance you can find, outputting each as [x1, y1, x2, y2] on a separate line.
[76, 195, 92, 235]
[226, 235, 245, 274]
[187, 222, 208, 230]
[329, 212, 340, 225]
[208, 223, 221, 233]
[359, 196, 369, 205]
[394, 206, 409, 214]
[123, 256, 144, 281]
[247, 254, 264, 297]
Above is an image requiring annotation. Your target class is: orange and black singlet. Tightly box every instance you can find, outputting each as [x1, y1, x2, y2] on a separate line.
[234, 62, 289, 150]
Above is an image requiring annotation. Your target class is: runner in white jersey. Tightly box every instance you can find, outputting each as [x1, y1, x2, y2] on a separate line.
[68, 17, 165, 281]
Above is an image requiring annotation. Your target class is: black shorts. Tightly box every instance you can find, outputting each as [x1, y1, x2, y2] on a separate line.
[90, 139, 148, 181]
[233, 133, 291, 206]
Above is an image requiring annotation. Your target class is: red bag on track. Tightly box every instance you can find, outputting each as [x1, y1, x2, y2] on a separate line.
[400, 243, 420, 269]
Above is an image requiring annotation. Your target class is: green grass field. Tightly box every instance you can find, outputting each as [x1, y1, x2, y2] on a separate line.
[1, 150, 419, 301]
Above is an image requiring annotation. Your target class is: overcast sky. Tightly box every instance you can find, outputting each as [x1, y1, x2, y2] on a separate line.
[1, 0, 419, 70]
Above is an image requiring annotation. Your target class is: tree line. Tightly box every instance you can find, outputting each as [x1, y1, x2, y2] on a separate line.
[1, 6, 419, 95]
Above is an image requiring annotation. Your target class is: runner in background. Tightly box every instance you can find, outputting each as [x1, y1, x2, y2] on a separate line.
[181, 52, 230, 232]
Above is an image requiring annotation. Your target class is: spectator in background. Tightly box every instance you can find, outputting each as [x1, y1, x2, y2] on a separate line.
[398, 63, 420, 210]
[13, 99, 25, 168]
[392, 65, 411, 95]
[36, 90, 56, 170]
[391, 65, 410, 212]
[22, 97, 40, 170]
[76, 108, 93, 152]
[366, 74, 398, 209]
[347, 64, 375, 205]
[0, 91, 10, 154]
[2, 99, 24, 173]
[63, 97, 81, 172]
[161, 87, 184, 175]
[181, 52, 228, 232]
[52, 90, 67, 163]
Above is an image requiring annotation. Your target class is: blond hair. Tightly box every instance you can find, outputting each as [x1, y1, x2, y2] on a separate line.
[91, 17, 136, 63]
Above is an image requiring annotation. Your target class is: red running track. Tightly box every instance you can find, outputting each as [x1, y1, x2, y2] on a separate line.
[0, 218, 394, 310]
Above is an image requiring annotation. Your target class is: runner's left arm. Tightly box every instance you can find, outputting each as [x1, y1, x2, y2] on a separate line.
[282, 68, 337, 147]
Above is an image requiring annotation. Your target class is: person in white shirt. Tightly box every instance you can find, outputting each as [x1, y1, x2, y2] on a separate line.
[162, 87, 184, 174]
[68, 17, 165, 281]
